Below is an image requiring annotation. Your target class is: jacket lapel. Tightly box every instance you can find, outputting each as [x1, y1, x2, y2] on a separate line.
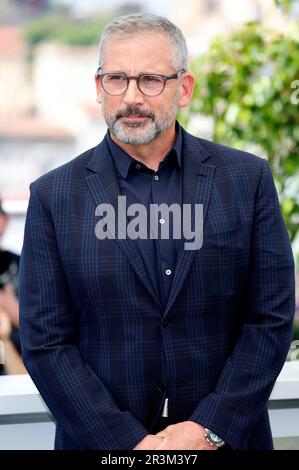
[164, 131, 216, 315]
[85, 138, 161, 307]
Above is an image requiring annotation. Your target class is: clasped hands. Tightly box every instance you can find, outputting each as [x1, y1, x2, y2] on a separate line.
[133, 421, 218, 451]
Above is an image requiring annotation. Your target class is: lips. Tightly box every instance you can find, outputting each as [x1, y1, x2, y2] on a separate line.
[122, 115, 147, 119]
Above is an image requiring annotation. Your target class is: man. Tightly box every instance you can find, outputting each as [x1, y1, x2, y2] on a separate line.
[19, 13, 295, 450]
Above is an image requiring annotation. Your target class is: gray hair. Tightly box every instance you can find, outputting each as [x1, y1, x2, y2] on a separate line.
[98, 13, 188, 71]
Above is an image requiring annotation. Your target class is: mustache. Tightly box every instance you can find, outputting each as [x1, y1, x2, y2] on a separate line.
[116, 107, 155, 120]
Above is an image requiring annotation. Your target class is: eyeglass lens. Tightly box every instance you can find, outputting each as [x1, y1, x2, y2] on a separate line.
[102, 74, 165, 96]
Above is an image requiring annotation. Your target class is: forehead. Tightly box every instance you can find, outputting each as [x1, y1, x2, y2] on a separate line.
[102, 32, 174, 73]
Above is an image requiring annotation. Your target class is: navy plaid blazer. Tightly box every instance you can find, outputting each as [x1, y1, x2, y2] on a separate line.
[19, 127, 295, 450]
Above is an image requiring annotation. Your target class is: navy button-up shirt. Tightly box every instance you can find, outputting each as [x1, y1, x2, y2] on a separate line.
[106, 122, 183, 308]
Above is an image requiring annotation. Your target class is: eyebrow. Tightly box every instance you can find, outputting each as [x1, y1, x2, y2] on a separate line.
[103, 70, 165, 75]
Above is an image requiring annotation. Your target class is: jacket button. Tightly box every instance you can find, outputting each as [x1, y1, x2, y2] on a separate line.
[157, 382, 166, 392]
[162, 319, 171, 328]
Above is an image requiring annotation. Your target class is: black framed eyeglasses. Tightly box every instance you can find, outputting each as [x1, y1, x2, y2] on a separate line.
[95, 67, 185, 97]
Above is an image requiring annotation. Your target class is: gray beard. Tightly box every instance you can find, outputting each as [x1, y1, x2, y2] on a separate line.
[101, 92, 179, 145]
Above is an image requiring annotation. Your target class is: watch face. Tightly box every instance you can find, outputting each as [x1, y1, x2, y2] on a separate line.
[209, 432, 222, 443]
[204, 428, 224, 447]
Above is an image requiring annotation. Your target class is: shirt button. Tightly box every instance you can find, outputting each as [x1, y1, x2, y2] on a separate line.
[135, 164, 141, 169]
[159, 218, 165, 224]
[157, 382, 166, 392]
[154, 175, 159, 181]
[165, 269, 172, 276]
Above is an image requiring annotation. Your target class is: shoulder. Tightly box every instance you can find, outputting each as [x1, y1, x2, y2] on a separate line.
[28, 141, 107, 208]
[183, 128, 265, 173]
[184, 131, 271, 186]
[30, 145, 96, 192]
[201, 138, 263, 165]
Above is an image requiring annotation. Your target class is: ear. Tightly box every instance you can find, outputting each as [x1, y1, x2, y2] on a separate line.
[94, 74, 102, 103]
[178, 72, 195, 108]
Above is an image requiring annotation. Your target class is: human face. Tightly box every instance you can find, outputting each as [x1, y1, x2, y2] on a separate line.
[95, 33, 194, 145]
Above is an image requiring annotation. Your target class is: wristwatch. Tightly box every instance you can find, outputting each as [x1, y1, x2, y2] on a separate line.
[204, 428, 225, 448]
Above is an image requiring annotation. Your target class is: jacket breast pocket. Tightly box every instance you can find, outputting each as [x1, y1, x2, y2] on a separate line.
[198, 222, 249, 296]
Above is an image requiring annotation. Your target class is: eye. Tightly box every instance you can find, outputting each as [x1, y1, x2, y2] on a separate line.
[105, 74, 126, 82]
[141, 75, 162, 83]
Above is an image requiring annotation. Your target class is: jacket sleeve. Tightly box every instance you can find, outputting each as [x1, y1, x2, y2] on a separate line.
[19, 184, 148, 450]
[188, 159, 295, 449]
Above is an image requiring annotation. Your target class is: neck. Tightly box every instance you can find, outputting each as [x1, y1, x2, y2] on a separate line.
[110, 122, 176, 172]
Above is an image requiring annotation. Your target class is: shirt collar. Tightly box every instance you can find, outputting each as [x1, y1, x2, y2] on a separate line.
[106, 120, 182, 179]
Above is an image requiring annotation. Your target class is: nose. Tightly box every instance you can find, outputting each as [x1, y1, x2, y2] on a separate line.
[122, 78, 144, 106]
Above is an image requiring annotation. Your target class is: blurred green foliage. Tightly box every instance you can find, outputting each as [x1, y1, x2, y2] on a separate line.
[23, 13, 112, 46]
[179, 22, 299, 242]
[275, 0, 296, 12]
